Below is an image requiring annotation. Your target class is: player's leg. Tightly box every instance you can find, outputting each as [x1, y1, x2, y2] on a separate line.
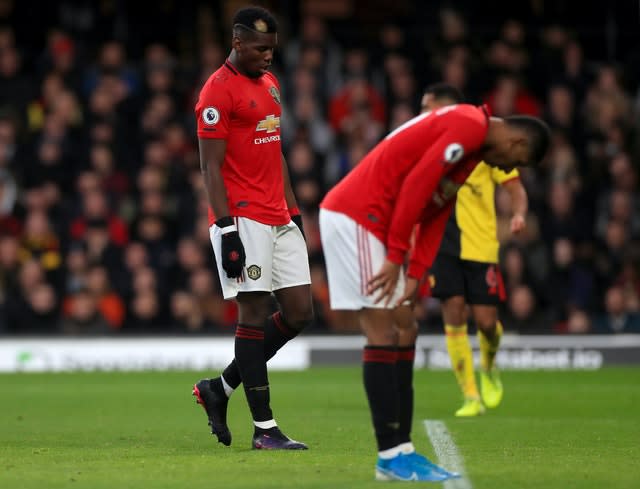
[194, 292, 273, 447]
[442, 296, 484, 416]
[239, 220, 312, 449]
[391, 304, 418, 452]
[362, 307, 454, 482]
[217, 292, 311, 405]
[468, 262, 506, 408]
[271, 218, 313, 345]
[431, 255, 483, 416]
[471, 304, 501, 370]
[233, 292, 305, 449]
[360, 306, 401, 456]
[392, 304, 457, 477]
[217, 311, 300, 395]
[194, 218, 292, 448]
[319, 209, 453, 481]
[218, 219, 313, 396]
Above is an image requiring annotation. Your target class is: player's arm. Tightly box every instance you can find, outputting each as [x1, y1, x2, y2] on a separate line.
[503, 177, 528, 235]
[199, 138, 230, 218]
[368, 139, 463, 305]
[408, 203, 454, 279]
[198, 137, 245, 278]
[281, 153, 305, 239]
[369, 115, 486, 305]
[386, 117, 484, 265]
[367, 147, 446, 305]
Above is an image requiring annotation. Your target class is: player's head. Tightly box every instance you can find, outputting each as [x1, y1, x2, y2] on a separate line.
[483, 115, 551, 170]
[231, 6, 278, 78]
[421, 83, 464, 113]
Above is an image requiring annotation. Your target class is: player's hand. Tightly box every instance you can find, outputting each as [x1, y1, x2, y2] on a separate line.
[367, 260, 401, 307]
[510, 214, 526, 235]
[395, 277, 419, 307]
[291, 214, 306, 241]
[216, 217, 246, 278]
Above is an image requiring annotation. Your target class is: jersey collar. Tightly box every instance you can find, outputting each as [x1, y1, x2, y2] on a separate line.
[224, 59, 239, 75]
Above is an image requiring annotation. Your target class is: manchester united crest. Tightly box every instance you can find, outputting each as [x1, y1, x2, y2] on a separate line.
[269, 86, 281, 105]
[247, 264, 262, 280]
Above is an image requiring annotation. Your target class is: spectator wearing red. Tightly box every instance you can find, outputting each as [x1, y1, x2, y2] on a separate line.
[69, 188, 129, 247]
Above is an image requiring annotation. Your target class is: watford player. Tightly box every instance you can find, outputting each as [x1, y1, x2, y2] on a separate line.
[422, 84, 528, 417]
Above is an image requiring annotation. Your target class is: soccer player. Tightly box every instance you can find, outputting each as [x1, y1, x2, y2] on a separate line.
[319, 102, 549, 481]
[423, 84, 528, 417]
[192, 6, 312, 450]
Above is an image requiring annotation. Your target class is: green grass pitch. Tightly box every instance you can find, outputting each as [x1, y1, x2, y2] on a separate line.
[1, 368, 639, 488]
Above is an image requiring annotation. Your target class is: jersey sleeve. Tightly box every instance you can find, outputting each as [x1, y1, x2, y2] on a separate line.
[491, 166, 520, 185]
[195, 82, 232, 139]
[386, 114, 487, 265]
[407, 202, 454, 279]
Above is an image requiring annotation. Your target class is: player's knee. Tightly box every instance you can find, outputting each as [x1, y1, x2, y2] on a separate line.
[367, 327, 398, 345]
[476, 318, 497, 334]
[396, 318, 418, 335]
[283, 303, 314, 332]
[443, 296, 466, 325]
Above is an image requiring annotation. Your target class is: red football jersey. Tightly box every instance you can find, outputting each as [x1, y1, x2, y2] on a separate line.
[321, 104, 489, 279]
[195, 60, 288, 226]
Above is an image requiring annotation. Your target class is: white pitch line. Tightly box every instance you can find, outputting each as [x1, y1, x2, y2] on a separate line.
[423, 420, 472, 489]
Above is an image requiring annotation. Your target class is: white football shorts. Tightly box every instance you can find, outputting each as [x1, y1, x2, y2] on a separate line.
[209, 217, 311, 300]
[319, 208, 406, 310]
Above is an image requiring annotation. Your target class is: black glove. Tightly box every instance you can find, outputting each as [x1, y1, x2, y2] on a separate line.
[216, 216, 246, 278]
[291, 214, 305, 241]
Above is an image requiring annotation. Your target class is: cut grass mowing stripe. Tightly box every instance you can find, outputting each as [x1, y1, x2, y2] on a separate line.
[424, 420, 472, 489]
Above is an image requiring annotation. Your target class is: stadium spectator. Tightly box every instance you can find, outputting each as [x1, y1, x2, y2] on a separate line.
[170, 289, 210, 333]
[503, 284, 549, 333]
[593, 285, 640, 333]
[60, 287, 110, 335]
[83, 264, 125, 329]
[0, 1, 637, 337]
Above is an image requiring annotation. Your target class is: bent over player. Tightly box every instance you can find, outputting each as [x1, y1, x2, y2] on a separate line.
[320, 103, 549, 481]
[192, 6, 312, 450]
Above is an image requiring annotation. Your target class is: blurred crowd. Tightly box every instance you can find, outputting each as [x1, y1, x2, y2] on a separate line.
[1, 0, 639, 335]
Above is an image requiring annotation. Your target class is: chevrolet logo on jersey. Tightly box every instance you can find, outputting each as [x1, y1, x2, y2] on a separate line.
[256, 114, 280, 133]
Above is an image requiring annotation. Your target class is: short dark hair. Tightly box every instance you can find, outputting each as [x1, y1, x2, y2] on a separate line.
[505, 115, 551, 166]
[232, 6, 277, 35]
[423, 83, 464, 103]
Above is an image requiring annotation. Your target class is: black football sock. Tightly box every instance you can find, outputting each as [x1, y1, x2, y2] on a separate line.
[234, 323, 273, 422]
[222, 312, 299, 390]
[396, 345, 416, 445]
[363, 345, 400, 451]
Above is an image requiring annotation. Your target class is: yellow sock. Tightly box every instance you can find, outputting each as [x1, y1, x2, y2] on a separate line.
[478, 321, 503, 371]
[445, 324, 479, 399]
